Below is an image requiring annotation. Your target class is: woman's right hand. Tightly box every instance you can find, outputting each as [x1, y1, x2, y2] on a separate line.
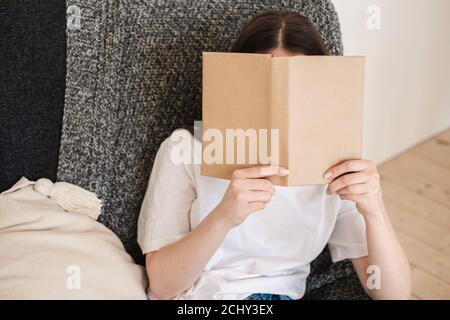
[145, 166, 288, 300]
[213, 166, 289, 229]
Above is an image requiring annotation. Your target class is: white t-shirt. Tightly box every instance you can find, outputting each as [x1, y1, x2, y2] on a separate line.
[138, 130, 368, 300]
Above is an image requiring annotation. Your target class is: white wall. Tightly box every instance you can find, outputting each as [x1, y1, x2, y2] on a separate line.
[332, 0, 450, 163]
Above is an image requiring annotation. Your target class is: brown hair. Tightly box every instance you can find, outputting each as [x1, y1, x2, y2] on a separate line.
[231, 11, 329, 55]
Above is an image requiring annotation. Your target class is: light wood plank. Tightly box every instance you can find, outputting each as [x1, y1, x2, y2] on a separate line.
[435, 129, 450, 143]
[379, 153, 450, 207]
[396, 231, 450, 283]
[412, 130, 450, 169]
[377, 130, 450, 300]
[380, 176, 450, 230]
[442, 246, 450, 261]
[411, 268, 450, 300]
[385, 201, 450, 250]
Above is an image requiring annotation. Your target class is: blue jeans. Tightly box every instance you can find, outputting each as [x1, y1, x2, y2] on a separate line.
[245, 293, 293, 300]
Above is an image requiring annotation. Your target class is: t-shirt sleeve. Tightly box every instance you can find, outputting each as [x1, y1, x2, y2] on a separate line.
[328, 198, 368, 263]
[137, 132, 197, 254]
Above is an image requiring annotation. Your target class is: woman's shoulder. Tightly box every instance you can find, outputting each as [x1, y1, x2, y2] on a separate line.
[162, 128, 199, 147]
[157, 128, 201, 166]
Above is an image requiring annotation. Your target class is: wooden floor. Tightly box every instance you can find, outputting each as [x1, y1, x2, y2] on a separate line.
[378, 128, 450, 300]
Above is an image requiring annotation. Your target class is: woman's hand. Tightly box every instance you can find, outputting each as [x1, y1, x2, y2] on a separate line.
[325, 160, 411, 299]
[324, 160, 384, 217]
[214, 166, 289, 229]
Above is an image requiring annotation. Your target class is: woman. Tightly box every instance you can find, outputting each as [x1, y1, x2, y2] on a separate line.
[137, 11, 411, 300]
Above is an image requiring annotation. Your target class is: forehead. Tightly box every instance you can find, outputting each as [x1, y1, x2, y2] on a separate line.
[266, 47, 305, 57]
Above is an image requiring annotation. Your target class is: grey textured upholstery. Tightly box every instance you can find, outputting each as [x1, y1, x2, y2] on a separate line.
[58, 0, 368, 299]
[0, 0, 65, 192]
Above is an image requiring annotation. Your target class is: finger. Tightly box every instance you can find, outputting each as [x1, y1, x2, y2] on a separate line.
[243, 178, 274, 192]
[233, 166, 289, 179]
[247, 201, 266, 212]
[324, 160, 374, 180]
[335, 183, 368, 195]
[339, 194, 367, 202]
[327, 171, 369, 194]
[246, 191, 273, 203]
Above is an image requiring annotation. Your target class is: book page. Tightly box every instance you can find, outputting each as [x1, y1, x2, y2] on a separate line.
[287, 56, 365, 185]
[201, 52, 272, 179]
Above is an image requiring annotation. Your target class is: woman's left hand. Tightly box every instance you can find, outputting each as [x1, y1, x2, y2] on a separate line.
[324, 160, 385, 217]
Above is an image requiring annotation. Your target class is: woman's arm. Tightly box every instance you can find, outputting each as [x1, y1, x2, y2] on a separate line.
[146, 166, 289, 300]
[146, 205, 231, 300]
[325, 160, 411, 300]
[352, 206, 411, 299]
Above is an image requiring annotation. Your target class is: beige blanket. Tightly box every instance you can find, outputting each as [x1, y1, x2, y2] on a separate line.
[0, 177, 147, 299]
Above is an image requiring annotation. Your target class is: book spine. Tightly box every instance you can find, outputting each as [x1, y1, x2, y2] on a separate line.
[269, 58, 290, 186]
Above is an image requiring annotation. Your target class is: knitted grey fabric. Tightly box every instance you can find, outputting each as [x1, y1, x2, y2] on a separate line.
[59, 0, 366, 299]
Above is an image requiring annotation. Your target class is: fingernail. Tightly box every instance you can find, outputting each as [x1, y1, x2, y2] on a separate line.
[323, 171, 332, 179]
[279, 167, 290, 176]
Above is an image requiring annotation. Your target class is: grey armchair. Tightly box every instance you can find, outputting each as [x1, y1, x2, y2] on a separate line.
[0, 0, 369, 299]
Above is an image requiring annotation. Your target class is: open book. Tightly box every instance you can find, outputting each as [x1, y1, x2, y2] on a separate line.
[201, 52, 365, 186]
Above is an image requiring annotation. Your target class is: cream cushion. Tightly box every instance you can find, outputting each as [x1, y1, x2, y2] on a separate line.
[0, 177, 147, 299]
